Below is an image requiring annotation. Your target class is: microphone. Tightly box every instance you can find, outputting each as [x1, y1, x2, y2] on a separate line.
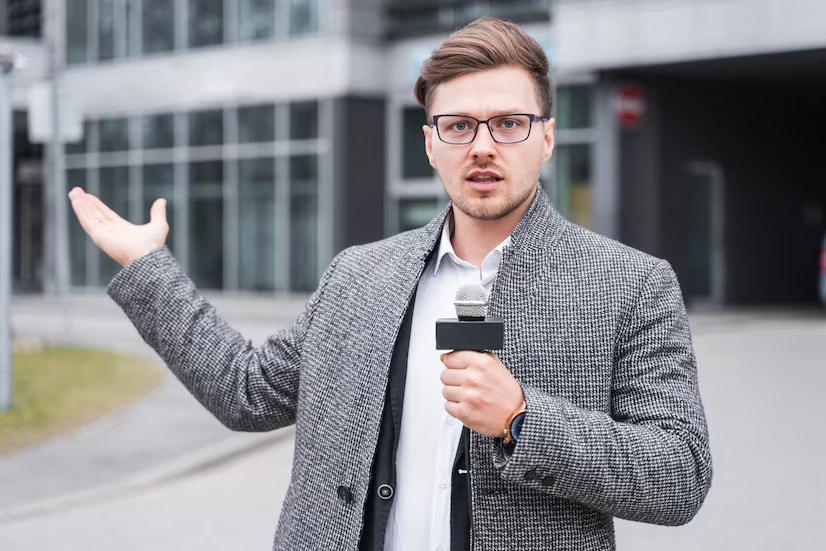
[435, 283, 504, 351]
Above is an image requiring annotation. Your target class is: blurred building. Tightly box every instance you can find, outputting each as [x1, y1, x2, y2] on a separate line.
[555, 0, 826, 306]
[8, 0, 559, 296]
[7, 0, 825, 306]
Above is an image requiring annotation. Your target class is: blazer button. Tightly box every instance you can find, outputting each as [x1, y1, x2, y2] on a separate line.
[337, 485, 353, 503]
[377, 484, 394, 500]
[524, 469, 538, 481]
[541, 475, 555, 487]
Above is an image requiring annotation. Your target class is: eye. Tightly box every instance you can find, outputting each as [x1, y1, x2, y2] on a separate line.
[452, 122, 470, 131]
[499, 119, 520, 129]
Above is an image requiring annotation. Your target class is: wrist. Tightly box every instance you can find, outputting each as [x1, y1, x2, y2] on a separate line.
[502, 397, 527, 448]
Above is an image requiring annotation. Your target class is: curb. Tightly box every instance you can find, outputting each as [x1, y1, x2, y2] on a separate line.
[0, 426, 294, 525]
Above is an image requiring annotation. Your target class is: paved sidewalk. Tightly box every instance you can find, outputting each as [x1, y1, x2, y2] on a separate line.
[1, 291, 307, 520]
[2, 291, 823, 523]
[0, 304, 823, 550]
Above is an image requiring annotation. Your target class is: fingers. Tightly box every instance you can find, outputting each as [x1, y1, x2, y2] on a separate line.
[445, 400, 461, 417]
[69, 190, 109, 237]
[85, 193, 120, 222]
[442, 385, 461, 403]
[441, 350, 486, 369]
[149, 198, 168, 226]
[440, 368, 464, 386]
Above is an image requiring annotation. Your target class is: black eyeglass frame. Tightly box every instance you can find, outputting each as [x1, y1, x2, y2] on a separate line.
[429, 113, 550, 145]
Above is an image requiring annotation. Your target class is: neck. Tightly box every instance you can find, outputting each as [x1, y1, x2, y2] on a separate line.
[450, 188, 536, 269]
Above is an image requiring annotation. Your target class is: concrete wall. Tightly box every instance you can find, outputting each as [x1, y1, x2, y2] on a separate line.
[57, 37, 387, 117]
[555, 0, 826, 72]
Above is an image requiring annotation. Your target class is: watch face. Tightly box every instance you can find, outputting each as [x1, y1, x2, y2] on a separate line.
[509, 412, 526, 441]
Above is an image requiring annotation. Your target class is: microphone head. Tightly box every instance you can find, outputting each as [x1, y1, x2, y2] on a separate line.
[454, 283, 488, 320]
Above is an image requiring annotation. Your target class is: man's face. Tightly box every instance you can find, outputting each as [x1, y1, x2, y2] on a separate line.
[424, 66, 555, 221]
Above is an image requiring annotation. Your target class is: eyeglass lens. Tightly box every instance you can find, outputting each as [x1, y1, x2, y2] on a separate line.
[436, 115, 532, 144]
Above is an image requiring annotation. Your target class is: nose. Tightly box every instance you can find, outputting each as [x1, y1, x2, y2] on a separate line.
[469, 123, 497, 159]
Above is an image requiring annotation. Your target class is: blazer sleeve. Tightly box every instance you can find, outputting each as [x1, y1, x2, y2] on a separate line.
[494, 259, 713, 526]
[106, 245, 346, 432]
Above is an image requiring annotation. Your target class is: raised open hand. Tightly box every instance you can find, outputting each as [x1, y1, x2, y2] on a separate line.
[68, 187, 169, 268]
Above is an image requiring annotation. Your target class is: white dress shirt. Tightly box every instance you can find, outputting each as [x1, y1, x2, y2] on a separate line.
[384, 217, 511, 551]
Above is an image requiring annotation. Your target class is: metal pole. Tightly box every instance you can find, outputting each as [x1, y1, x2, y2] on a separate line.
[47, 1, 72, 347]
[0, 53, 18, 411]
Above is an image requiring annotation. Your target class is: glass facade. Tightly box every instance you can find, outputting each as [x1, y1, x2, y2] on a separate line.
[402, 107, 432, 179]
[238, 157, 276, 290]
[399, 199, 444, 232]
[65, 0, 322, 66]
[387, 0, 549, 39]
[7, 0, 43, 38]
[188, 0, 224, 48]
[238, 0, 275, 42]
[552, 85, 594, 229]
[140, 0, 175, 54]
[65, 101, 324, 292]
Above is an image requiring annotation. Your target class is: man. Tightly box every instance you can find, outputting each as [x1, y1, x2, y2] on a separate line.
[68, 17, 712, 551]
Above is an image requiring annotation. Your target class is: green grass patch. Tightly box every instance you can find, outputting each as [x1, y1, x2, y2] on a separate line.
[0, 347, 164, 456]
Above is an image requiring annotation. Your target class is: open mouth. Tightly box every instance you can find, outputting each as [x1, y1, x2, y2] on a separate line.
[467, 176, 502, 183]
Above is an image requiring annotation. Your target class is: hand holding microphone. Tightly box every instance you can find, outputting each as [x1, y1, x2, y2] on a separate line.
[437, 284, 524, 439]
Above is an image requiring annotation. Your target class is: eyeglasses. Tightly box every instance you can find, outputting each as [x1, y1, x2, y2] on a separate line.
[430, 113, 549, 145]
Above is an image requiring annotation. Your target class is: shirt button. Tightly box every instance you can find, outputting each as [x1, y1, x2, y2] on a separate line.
[447, 417, 456, 425]
[440, 480, 449, 489]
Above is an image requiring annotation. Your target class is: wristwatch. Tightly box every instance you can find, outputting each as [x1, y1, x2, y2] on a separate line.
[502, 399, 527, 453]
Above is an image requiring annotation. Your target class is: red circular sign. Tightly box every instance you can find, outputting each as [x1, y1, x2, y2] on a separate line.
[615, 84, 645, 129]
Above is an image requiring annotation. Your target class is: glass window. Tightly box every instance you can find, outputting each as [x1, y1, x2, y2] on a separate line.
[67, 169, 88, 285]
[402, 107, 432, 179]
[66, 0, 89, 65]
[556, 86, 592, 130]
[142, 164, 175, 252]
[97, 0, 117, 61]
[399, 199, 443, 232]
[98, 117, 130, 152]
[238, 104, 275, 143]
[188, 109, 224, 146]
[289, 155, 318, 292]
[188, 0, 224, 48]
[290, 101, 318, 140]
[142, 113, 175, 149]
[289, 0, 319, 36]
[189, 161, 224, 288]
[65, 120, 93, 155]
[141, 0, 175, 54]
[7, 0, 43, 38]
[555, 144, 592, 229]
[98, 166, 130, 283]
[238, 0, 275, 42]
[238, 157, 276, 290]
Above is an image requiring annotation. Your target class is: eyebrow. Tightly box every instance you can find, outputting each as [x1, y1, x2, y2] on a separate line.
[442, 109, 528, 118]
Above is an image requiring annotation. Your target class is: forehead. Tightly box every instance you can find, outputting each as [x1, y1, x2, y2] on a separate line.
[430, 66, 539, 117]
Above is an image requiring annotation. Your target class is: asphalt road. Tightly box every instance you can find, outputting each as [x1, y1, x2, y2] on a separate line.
[1, 315, 824, 550]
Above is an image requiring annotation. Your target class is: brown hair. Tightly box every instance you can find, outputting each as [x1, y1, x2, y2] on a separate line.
[414, 18, 552, 121]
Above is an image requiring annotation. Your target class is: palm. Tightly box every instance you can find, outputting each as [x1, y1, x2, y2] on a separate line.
[68, 187, 169, 268]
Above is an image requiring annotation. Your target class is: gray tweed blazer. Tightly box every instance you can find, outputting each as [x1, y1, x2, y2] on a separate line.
[108, 187, 712, 551]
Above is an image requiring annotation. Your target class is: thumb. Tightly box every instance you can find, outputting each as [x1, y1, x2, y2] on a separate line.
[149, 198, 168, 226]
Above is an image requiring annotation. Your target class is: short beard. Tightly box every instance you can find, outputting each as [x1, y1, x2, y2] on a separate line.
[447, 172, 539, 221]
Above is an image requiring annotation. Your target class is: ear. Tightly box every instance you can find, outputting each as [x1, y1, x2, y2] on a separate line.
[424, 124, 436, 168]
[542, 118, 556, 163]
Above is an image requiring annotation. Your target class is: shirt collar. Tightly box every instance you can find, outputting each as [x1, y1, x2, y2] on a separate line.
[432, 213, 512, 277]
